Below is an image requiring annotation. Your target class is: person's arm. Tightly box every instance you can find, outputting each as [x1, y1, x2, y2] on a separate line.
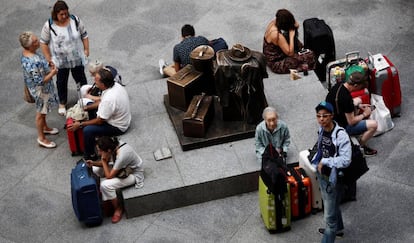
[276, 29, 295, 57]
[101, 156, 119, 179]
[39, 22, 53, 64]
[174, 62, 181, 72]
[43, 65, 58, 83]
[281, 126, 291, 155]
[84, 100, 100, 111]
[82, 37, 89, 58]
[255, 127, 266, 162]
[345, 107, 371, 126]
[68, 116, 105, 131]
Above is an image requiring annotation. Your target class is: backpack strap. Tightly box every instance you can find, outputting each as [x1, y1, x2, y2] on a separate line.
[48, 14, 79, 36]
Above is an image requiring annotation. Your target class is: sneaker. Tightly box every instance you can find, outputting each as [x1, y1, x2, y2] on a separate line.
[362, 145, 377, 157]
[158, 59, 167, 75]
[318, 228, 344, 238]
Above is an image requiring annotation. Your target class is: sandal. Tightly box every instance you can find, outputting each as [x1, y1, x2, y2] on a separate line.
[58, 105, 66, 116]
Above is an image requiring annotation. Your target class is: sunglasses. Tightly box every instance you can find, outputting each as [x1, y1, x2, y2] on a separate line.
[316, 114, 332, 118]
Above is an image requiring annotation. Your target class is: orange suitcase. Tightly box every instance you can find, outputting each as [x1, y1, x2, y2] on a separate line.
[286, 164, 312, 219]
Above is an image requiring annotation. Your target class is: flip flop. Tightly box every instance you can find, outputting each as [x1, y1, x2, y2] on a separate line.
[43, 128, 59, 135]
[37, 138, 57, 148]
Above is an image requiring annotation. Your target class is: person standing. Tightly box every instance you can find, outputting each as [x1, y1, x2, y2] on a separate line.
[311, 101, 352, 242]
[159, 24, 209, 77]
[19, 31, 59, 148]
[255, 107, 291, 163]
[40, 0, 89, 116]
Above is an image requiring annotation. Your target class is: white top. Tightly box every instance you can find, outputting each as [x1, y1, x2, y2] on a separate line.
[97, 82, 131, 132]
[40, 15, 88, 68]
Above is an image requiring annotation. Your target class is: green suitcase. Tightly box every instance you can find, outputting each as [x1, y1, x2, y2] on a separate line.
[259, 176, 291, 233]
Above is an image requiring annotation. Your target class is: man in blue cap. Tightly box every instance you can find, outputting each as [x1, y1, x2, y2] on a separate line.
[311, 101, 351, 242]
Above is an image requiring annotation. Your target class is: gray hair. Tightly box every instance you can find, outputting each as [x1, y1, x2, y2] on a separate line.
[262, 106, 278, 119]
[19, 31, 33, 49]
[88, 60, 104, 74]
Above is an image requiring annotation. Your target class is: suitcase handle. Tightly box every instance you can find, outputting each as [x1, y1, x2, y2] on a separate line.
[177, 65, 193, 81]
[191, 93, 205, 120]
[345, 51, 360, 66]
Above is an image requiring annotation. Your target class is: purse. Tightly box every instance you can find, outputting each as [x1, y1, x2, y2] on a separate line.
[339, 143, 369, 184]
[23, 85, 35, 103]
[117, 167, 133, 179]
[369, 94, 394, 136]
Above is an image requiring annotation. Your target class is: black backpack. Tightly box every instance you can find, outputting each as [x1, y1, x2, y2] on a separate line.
[303, 18, 336, 81]
[260, 144, 288, 198]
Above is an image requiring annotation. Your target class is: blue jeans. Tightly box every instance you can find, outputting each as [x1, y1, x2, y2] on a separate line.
[56, 65, 87, 104]
[83, 122, 124, 158]
[317, 173, 344, 243]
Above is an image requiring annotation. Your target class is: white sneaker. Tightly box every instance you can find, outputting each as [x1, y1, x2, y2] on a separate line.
[158, 59, 167, 75]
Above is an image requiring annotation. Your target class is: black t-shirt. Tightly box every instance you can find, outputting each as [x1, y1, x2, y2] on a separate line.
[326, 83, 354, 128]
[321, 129, 336, 158]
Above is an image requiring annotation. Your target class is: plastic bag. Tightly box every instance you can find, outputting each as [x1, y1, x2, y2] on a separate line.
[370, 94, 394, 136]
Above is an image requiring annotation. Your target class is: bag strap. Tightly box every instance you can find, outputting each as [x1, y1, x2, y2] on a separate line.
[49, 14, 79, 36]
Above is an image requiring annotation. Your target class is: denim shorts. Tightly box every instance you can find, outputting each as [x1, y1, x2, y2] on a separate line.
[346, 120, 367, 135]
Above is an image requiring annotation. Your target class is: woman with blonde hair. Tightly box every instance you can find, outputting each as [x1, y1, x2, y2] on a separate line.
[19, 31, 59, 148]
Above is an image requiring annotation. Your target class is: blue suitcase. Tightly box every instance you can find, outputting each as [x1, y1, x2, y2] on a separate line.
[71, 159, 102, 226]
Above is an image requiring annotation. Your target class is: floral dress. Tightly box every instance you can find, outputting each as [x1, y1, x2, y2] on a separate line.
[21, 53, 58, 113]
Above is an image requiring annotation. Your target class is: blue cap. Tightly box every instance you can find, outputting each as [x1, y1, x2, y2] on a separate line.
[315, 101, 334, 114]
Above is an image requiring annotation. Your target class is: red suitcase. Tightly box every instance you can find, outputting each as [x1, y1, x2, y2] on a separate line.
[367, 53, 402, 117]
[286, 164, 312, 219]
[66, 117, 84, 156]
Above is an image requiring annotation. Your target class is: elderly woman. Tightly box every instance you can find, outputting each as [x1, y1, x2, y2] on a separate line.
[263, 9, 315, 74]
[19, 31, 59, 148]
[40, 0, 89, 116]
[87, 136, 144, 223]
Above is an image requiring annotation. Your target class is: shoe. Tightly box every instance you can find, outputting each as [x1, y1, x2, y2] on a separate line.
[37, 138, 57, 148]
[158, 59, 167, 75]
[58, 105, 66, 116]
[43, 128, 59, 135]
[362, 145, 377, 157]
[111, 211, 122, 224]
[318, 228, 344, 238]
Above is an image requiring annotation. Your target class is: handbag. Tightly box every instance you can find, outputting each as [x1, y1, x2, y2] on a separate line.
[369, 94, 394, 136]
[66, 103, 89, 121]
[117, 167, 133, 179]
[23, 85, 35, 103]
[340, 143, 369, 184]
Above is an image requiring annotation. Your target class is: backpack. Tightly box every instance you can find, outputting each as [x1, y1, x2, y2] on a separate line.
[260, 143, 288, 198]
[48, 14, 79, 36]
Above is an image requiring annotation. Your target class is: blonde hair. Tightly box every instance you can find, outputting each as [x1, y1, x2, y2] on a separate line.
[88, 60, 104, 74]
[19, 31, 33, 49]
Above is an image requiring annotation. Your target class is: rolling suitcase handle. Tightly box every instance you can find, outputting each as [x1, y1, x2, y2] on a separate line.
[345, 51, 360, 66]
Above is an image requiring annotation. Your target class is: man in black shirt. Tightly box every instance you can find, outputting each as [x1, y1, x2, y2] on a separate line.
[326, 70, 378, 156]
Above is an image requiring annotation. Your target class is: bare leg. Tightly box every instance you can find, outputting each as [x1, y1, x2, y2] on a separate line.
[163, 64, 177, 77]
[359, 120, 378, 146]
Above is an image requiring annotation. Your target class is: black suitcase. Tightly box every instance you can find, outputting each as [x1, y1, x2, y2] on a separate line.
[303, 18, 335, 81]
[71, 159, 103, 226]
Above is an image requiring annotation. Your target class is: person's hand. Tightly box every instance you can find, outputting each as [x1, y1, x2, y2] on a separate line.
[50, 64, 58, 76]
[360, 104, 372, 117]
[294, 21, 299, 29]
[86, 160, 93, 167]
[68, 121, 81, 131]
[84, 49, 89, 58]
[317, 162, 323, 174]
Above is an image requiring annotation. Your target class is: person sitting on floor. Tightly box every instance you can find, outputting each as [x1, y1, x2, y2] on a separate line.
[263, 9, 315, 74]
[255, 107, 291, 163]
[68, 67, 131, 161]
[159, 24, 209, 77]
[87, 136, 144, 223]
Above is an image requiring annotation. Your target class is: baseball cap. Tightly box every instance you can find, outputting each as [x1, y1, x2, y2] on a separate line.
[315, 101, 334, 114]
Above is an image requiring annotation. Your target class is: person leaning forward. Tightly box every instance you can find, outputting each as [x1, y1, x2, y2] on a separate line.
[159, 24, 209, 77]
[325, 69, 378, 157]
[255, 107, 291, 163]
[68, 68, 131, 161]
